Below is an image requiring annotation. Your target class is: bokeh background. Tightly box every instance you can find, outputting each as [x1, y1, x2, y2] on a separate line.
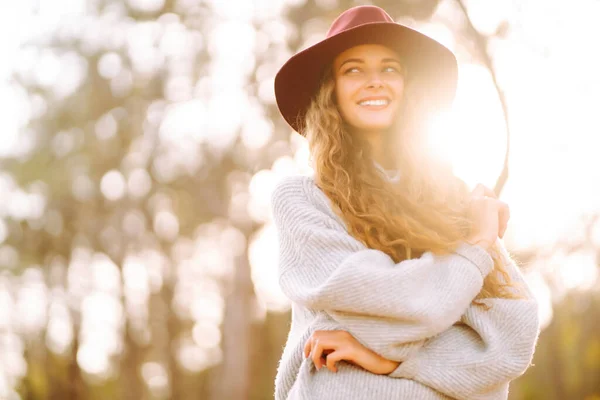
[1, 0, 600, 399]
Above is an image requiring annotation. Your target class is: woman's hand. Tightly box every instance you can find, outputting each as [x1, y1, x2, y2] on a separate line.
[304, 330, 400, 375]
[467, 183, 510, 250]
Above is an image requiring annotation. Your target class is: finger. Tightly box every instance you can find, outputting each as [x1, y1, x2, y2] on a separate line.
[482, 185, 498, 199]
[325, 350, 345, 373]
[472, 183, 497, 199]
[311, 339, 324, 370]
[304, 337, 312, 358]
[471, 184, 486, 197]
[498, 202, 510, 238]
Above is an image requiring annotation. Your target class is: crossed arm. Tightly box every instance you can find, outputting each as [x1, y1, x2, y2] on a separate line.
[382, 241, 540, 399]
[272, 177, 540, 400]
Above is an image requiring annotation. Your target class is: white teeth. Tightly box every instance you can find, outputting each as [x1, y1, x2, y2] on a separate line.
[358, 99, 389, 106]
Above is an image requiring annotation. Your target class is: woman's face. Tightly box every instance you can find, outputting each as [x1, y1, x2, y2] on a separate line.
[333, 44, 405, 135]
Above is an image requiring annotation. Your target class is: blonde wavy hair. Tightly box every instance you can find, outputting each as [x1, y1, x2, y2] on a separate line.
[302, 63, 526, 307]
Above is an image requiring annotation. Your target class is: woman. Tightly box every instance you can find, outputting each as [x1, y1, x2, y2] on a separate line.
[271, 5, 539, 400]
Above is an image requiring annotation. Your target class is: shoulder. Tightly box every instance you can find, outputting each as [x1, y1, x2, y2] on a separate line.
[271, 175, 319, 219]
[271, 174, 330, 209]
[271, 174, 342, 228]
[271, 175, 313, 202]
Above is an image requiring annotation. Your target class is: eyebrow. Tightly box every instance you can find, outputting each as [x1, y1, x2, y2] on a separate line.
[338, 57, 402, 71]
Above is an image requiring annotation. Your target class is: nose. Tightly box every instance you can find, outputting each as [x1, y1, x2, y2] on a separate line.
[366, 72, 384, 89]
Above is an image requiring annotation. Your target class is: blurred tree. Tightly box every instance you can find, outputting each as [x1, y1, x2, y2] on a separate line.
[3, 0, 217, 398]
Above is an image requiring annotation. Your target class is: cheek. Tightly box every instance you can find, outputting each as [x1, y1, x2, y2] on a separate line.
[335, 84, 355, 117]
[389, 82, 405, 113]
[391, 79, 405, 99]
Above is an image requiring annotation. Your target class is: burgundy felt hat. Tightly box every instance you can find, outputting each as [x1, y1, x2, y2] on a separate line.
[274, 5, 458, 134]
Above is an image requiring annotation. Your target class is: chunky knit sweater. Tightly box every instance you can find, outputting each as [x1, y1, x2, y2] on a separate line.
[271, 174, 540, 400]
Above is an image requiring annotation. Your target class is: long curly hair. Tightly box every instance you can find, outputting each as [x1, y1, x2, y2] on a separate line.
[302, 64, 526, 306]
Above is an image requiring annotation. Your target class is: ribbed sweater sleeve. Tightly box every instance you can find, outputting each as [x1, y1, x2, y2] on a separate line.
[387, 239, 540, 400]
[272, 175, 494, 350]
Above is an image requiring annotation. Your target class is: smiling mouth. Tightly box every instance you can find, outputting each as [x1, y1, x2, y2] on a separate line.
[357, 100, 390, 110]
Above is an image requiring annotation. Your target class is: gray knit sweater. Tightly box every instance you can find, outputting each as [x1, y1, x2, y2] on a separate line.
[271, 174, 540, 400]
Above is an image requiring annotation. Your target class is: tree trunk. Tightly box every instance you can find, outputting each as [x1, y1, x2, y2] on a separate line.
[209, 247, 256, 400]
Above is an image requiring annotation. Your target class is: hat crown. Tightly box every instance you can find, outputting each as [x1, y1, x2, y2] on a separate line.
[326, 6, 394, 38]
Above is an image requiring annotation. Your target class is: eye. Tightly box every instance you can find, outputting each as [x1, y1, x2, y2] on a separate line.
[383, 65, 400, 73]
[344, 67, 361, 74]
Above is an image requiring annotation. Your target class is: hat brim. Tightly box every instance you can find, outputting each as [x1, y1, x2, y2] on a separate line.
[274, 22, 458, 134]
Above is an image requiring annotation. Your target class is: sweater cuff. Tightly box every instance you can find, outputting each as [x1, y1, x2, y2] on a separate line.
[453, 242, 494, 278]
[387, 356, 420, 380]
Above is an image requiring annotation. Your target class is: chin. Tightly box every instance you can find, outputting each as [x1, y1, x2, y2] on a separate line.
[356, 121, 394, 132]
[352, 113, 396, 132]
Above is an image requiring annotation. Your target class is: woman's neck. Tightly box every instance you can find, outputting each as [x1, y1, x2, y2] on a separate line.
[365, 130, 395, 170]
